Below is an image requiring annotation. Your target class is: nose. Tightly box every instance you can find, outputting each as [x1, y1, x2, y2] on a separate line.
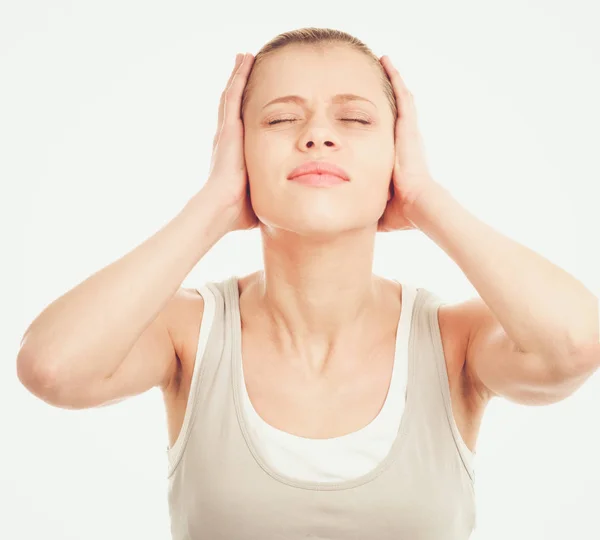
[304, 138, 334, 149]
[297, 122, 340, 151]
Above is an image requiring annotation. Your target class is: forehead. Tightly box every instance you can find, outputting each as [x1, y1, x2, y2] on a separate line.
[248, 45, 383, 108]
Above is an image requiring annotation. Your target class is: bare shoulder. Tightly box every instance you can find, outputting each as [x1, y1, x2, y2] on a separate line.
[436, 299, 493, 453]
[168, 271, 261, 393]
[161, 273, 258, 450]
[437, 300, 491, 399]
[161, 287, 205, 396]
[379, 277, 490, 449]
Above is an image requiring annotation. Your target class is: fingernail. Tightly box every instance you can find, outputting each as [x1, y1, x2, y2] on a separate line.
[235, 53, 242, 66]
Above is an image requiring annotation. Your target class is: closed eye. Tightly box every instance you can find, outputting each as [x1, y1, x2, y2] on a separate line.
[268, 118, 371, 125]
[342, 119, 371, 125]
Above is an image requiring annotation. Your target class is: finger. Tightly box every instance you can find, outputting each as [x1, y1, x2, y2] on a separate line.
[216, 54, 245, 134]
[213, 54, 255, 152]
[380, 56, 410, 95]
[380, 56, 413, 115]
[222, 53, 255, 127]
[214, 55, 243, 150]
[213, 54, 245, 151]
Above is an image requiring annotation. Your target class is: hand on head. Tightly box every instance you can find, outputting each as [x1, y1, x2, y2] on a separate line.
[377, 55, 436, 233]
[204, 53, 259, 233]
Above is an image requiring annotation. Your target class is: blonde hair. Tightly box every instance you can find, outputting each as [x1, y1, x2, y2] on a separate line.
[241, 27, 397, 120]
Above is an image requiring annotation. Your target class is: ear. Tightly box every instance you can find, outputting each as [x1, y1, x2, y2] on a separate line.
[387, 179, 394, 201]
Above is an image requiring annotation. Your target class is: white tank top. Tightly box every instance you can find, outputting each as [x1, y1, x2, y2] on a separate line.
[193, 281, 475, 483]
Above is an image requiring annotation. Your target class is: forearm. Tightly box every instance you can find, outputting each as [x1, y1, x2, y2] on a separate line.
[405, 181, 599, 360]
[18, 186, 232, 382]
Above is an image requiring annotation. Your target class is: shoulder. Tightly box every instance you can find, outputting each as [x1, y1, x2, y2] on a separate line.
[161, 287, 206, 394]
[163, 273, 257, 393]
[171, 272, 261, 362]
[164, 287, 206, 347]
[379, 278, 468, 384]
[433, 297, 492, 453]
[437, 298, 493, 403]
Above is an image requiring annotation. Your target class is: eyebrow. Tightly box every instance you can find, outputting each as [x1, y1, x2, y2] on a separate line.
[261, 93, 376, 110]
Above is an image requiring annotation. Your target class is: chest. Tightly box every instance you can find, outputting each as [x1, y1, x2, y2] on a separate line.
[240, 333, 399, 439]
[165, 296, 484, 455]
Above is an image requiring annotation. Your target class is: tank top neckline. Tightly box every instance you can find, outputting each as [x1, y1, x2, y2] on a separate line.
[240, 280, 409, 444]
[228, 275, 422, 491]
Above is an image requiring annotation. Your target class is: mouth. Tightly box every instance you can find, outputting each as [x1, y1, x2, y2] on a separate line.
[287, 160, 350, 183]
[288, 173, 348, 187]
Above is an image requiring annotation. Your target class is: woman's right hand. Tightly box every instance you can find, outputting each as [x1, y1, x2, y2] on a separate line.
[203, 53, 258, 233]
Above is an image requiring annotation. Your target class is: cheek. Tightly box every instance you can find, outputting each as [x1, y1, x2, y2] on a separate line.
[244, 131, 286, 179]
[363, 135, 395, 181]
[243, 131, 265, 180]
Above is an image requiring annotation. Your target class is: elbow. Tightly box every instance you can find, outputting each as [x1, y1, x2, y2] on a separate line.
[16, 348, 110, 410]
[567, 341, 600, 379]
[17, 348, 55, 394]
[16, 348, 77, 408]
[547, 341, 600, 398]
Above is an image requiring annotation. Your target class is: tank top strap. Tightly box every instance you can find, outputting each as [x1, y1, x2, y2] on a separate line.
[409, 287, 476, 483]
[377, 281, 419, 420]
[166, 278, 227, 477]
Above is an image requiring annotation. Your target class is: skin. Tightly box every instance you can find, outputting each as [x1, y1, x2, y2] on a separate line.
[186, 45, 484, 445]
[237, 45, 404, 376]
[19, 43, 596, 472]
[157, 45, 485, 450]
[243, 44, 396, 237]
[166, 45, 597, 452]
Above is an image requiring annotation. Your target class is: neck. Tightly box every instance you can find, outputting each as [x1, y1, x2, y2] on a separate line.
[251, 226, 386, 372]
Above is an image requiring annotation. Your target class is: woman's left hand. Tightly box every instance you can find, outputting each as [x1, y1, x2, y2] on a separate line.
[377, 55, 437, 232]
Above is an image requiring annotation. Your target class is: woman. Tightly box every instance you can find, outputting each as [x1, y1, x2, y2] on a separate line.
[17, 28, 599, 539]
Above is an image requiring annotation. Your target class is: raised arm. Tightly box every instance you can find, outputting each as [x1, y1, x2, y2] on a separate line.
[16, 52, 257, 408]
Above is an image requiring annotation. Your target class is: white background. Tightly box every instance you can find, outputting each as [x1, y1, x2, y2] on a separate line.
[3, 1, 599, 538]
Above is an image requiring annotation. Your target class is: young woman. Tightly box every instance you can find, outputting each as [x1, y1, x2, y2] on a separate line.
[17, 28, 599, 540]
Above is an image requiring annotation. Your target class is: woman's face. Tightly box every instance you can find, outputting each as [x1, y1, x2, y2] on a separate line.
[243, 45, 396, 236]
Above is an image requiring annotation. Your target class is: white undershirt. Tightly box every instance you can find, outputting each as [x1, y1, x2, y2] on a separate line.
[237, 283, 475, 482]
[181, 281, 476, 484]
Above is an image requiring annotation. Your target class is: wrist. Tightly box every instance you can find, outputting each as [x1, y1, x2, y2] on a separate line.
[184, 187, 237, 239]
[403, 177, 442, 215]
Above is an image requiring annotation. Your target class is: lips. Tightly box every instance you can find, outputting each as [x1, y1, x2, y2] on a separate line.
[287, 161, 350, 181]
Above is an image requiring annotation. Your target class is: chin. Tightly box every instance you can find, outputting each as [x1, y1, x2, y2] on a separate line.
[251, 188, 387, 237]
[258, 210, 377, 239]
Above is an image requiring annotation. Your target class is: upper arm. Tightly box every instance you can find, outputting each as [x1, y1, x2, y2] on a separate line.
[457, 297, 592, 406]
[30, 288, 203, 409]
